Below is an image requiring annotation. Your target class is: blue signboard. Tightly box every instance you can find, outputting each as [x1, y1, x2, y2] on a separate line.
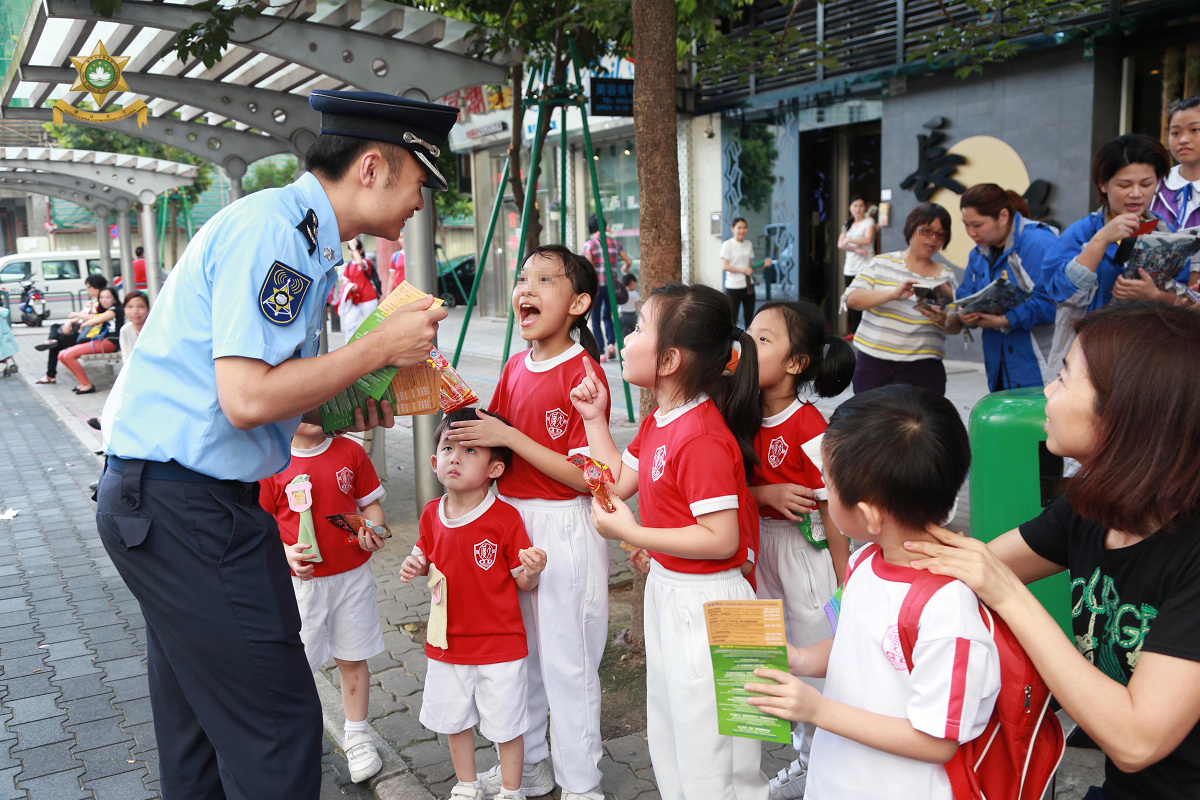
[591, 77, 634, 116]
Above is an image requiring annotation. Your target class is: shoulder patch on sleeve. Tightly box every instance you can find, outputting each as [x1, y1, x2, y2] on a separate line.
[259, 262, 312, 326]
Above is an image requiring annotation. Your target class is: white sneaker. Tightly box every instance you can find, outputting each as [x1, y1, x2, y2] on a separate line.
[344, 730, 383, 783]
[561, 789, 604, 800]
[449, 781, 485, 800]
[478, 758, 554, 797]
[494, 790, 525, 800]
[768, 758, 807, 800]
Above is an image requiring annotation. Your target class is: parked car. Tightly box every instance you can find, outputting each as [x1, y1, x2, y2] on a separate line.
[0, 250, 109, 320]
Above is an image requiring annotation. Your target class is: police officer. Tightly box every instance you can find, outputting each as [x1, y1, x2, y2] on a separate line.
[96, 90, 455, 800]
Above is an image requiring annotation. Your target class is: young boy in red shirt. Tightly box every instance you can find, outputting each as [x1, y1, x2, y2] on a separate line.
[401, 408, 547, 800]
[259, 423, 389, 783]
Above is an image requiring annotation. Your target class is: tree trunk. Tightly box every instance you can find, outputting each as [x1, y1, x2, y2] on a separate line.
[627, 0, 682, 654]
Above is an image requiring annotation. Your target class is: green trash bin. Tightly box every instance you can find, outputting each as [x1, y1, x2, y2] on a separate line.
[969, 388, 1072, 637]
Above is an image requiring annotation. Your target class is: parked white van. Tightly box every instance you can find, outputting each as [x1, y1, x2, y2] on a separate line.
[0, 250, 112, 322]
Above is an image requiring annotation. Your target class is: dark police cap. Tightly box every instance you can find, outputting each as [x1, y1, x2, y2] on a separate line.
[309, 90, 459, 191]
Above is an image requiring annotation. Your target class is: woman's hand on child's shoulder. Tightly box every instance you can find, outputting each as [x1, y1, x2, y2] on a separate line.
[518, 547, 548, 576]
[569, 358, 609, 422]
[746, 668, 822, 724]
[399, 553, 429, 583]
[285, 542, 317, 580]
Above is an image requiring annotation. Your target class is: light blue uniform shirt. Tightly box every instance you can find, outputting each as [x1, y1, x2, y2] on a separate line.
[102, 172, 343, 481]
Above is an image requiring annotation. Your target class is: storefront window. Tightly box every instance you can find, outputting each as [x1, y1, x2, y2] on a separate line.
[584, 141, 640, 272]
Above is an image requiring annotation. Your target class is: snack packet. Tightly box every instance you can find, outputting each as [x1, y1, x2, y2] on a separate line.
[428, 348, 480, 413]
[326, 513, 393, 541]
[566, 454, 616, 513]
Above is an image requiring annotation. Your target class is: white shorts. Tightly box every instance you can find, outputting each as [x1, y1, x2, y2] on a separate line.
[292, 560, 386, 673]
[419, 658, 531, 743]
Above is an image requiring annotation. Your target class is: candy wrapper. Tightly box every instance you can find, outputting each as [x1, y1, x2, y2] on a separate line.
[428, 348, 480, 413]
[566, 454, 616, 513]
[326, 513, 393, 541]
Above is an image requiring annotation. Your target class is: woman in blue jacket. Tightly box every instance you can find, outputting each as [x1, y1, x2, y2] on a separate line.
[952, 184, 1058, 391]
[1036, 134, 1177, 378]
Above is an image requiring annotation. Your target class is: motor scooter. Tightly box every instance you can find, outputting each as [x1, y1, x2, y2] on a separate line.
[18, 279, 48, 327]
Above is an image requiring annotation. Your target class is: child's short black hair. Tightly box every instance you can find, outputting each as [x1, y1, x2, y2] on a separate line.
[823, 385, 969, 531]
[623, 272, 637, 288]
[433, 408, 514, 469]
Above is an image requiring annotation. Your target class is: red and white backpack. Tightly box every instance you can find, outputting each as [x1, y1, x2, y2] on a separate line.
[847, 544, 1066, 800]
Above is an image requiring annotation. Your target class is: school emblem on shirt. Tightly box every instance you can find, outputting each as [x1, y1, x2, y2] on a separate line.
[336, 467, 353, 495]
[259, 262, 312, 326]
[767, 436, 789, 469]
[546, 408, 568, 440]
[651, 445, 667, 482]
[882, 624, 908, 670]
[473, 539, 498, 570]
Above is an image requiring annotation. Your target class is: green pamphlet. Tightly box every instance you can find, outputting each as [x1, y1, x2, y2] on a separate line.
[703, 599, 791, 743]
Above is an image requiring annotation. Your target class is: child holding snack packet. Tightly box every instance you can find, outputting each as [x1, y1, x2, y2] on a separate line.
[746, 300, 855, 799]
[402, 409, 547, 800]
[259, 423, 389, 784]
[745, 385, 1000, 799]
[446, 245, 609, 800]
[570, 283, 769, 800]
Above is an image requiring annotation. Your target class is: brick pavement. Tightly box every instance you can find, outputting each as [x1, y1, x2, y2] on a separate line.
[0, 375, 383, 799]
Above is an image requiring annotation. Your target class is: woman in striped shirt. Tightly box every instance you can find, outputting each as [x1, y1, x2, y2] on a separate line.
[841, 203, 957, 395]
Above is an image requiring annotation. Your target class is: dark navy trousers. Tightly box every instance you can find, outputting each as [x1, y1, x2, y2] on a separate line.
[96, 459, 322, 800]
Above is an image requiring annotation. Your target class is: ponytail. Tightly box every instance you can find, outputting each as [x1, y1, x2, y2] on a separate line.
[1006, 190, 1030, 219]
[812, 333, 855, 398]
[720, 329, 763, 471]
[573, 315, 603, 363]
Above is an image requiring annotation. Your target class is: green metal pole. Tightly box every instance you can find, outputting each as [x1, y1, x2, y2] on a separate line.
[157, 199, 168, 267]
[560, 104, 568, 243]
[181, 193, 195, 239]
[452, 156, 510, 369]
[570, 42, 635, 422]
[501, 59, 552, 364]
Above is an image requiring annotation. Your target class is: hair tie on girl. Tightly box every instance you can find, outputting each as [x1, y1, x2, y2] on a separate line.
[730, 327, 744, 342]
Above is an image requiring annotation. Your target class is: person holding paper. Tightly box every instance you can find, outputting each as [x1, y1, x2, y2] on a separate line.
[840, 203, 958, 395]
[570, 283, 770, 800]
[745, 385, 1000, 800]
[939, 184, 1058, 392]
[1036, 134, 1178, 378]
[94, 90, 452, 800]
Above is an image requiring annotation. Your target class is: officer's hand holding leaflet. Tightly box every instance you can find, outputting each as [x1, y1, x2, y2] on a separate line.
[215, 294, 445, 431]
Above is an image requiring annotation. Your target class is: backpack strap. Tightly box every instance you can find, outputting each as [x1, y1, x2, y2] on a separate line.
[843, 543, 881, 587]
[896, 570, 956, 671]
[897, 571, 981, 800]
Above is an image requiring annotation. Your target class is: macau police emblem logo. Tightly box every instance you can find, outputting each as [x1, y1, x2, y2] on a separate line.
[473, 539, 498, 570]
[259, 262, 312, 325]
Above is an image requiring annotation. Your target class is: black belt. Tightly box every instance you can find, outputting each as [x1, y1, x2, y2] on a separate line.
[106, 456, 223, 483]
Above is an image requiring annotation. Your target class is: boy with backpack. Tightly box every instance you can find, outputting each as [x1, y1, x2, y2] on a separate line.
[747, 385, 1003, 799]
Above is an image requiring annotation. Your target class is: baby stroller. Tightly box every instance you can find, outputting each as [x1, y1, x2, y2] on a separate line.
[0, 306, 17, 377]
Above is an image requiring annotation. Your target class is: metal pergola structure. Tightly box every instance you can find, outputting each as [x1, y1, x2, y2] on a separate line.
[0, 0, 513, 508]
[0, 146, 197, 296]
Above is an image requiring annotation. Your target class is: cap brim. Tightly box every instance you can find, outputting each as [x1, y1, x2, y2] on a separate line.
[413, 149, 448, 192]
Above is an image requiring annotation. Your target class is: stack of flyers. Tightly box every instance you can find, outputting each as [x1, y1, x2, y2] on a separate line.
[1120, 227, 1200, 298]
[953, 277, 1032, 316]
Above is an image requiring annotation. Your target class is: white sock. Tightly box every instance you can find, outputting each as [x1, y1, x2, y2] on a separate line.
[344, 718, 369, 738]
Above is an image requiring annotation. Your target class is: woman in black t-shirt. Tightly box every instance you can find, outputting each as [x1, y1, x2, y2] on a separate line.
[907, 302, 1200, 800]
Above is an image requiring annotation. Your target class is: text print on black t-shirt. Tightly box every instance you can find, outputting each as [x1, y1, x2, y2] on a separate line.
[1072, 567, 1156, 684]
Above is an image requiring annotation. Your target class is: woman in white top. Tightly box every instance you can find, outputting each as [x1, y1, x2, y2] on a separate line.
[837, 196, 876, 333]
[721, 217, 771, 328]
[119, 290, 150, 364]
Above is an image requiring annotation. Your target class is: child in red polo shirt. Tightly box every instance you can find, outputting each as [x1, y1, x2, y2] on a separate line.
[401, 409, 547, 800]
[259, 423, 388, 784]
